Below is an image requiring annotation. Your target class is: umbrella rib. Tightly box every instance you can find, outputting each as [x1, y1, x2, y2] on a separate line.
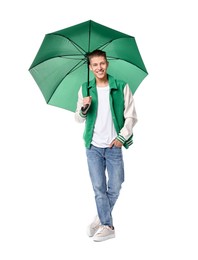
[106, 56, 148, 73]
[29, 54, 86, 69]
[97, 36, 134, 50]
[51, 33, 87, 55]
[47, 59, 86, 104]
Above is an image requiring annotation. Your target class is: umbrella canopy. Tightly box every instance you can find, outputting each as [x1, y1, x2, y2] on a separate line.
[29, 20, 148, 112]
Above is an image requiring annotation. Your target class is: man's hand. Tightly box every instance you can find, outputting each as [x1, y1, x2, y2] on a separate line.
[109, 138, 123, 148]
[81, 96, 92, 115]
[83, 96, 92, 107]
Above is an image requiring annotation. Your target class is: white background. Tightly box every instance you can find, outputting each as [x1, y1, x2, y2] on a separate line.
[1, 0, 198, 259]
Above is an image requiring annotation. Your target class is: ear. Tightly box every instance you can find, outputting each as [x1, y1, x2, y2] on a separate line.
[89, 64, 93, 71]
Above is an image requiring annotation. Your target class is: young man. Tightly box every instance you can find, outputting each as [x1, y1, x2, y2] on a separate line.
[75, 50, 137, 242]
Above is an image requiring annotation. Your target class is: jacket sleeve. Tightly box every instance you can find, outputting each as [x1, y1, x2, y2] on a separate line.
[74, 86, 87, 123]
[116, 84, 138, 144]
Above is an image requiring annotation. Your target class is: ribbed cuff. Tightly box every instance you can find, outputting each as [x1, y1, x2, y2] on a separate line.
[79, 110, 87, 118]
[116, 134, 126, 144]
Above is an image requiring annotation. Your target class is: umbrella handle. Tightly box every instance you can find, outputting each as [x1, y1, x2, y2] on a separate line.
[81, 104, 90, 115]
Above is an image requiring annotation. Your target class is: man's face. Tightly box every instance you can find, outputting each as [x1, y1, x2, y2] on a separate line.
[89, 56, 109, 80]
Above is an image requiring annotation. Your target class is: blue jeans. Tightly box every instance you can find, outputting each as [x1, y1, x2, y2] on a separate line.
[86, 145, 124, 226]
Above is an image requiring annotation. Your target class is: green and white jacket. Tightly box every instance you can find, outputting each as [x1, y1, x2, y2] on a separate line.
[75, 74, 137, 149]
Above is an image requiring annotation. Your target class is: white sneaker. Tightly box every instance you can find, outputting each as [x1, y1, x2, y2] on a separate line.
[93, 225, 115, 242]
[87, 215, 100, 237]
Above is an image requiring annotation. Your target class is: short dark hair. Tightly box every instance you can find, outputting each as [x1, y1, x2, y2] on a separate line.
[87, 50, 107, 64]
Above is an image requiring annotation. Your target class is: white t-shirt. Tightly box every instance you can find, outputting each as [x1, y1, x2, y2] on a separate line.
[91, 86, 117, 148]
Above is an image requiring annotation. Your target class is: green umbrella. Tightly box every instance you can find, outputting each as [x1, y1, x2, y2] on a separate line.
[29, 20, 148, 112]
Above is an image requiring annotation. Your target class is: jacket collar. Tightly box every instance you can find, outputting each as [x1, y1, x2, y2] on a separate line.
[87, 74, 118, 90]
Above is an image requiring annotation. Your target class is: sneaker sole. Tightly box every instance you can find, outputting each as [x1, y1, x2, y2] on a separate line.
[93, 234, 115, 242]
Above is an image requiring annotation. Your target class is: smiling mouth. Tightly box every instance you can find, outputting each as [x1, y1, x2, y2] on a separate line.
[97, 71, 104, 74]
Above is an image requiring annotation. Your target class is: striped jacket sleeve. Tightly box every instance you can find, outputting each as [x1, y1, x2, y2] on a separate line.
[116, 84, 138, 145]
[74, 86, 87, 123]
